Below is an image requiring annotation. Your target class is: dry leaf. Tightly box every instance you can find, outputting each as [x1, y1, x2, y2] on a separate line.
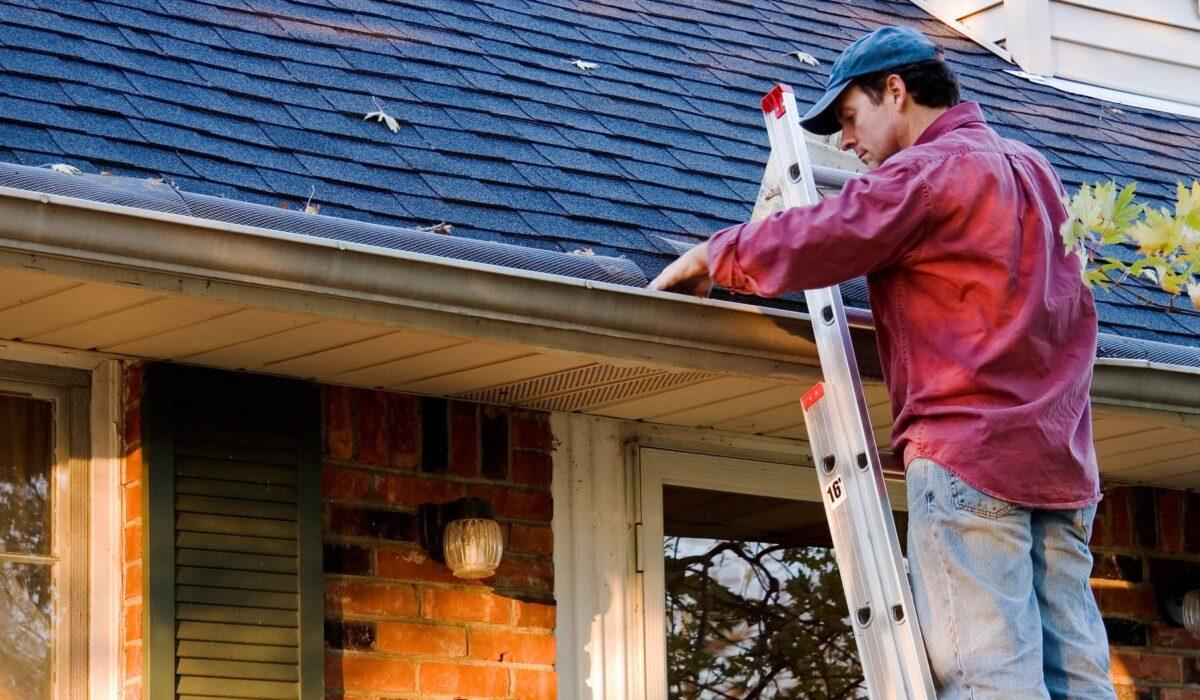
[785, 50, 820, 66]
[565, 59, 599, 71]
[364, 95, 400, 133]
[417, 221, 453, 235]
[569, 247, 595, 256]
[47, 163, 81, 175]
[304, 185, 320, 214]
[145, 177, 163, 184]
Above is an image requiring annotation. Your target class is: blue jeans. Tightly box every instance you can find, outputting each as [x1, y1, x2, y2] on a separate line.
[904, 458, 1116, 699]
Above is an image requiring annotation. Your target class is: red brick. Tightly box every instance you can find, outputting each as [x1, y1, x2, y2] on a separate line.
[124, 521, 141, 563]
[512, 449, 553, 485]
[124, 602, 142, 643]
[124, 561, 141, 601]
[509, 524, 553, 557]
[470, 629, 555, 664]
[491, 556, 553, 594]
[324, 579, 417, 618]
[123, 446, 142, 486]
[1185, 492, 1200, 555]
[124, 397, 142, 446]
[388, 394, 419, 470]
[466, 484, 552, 522]
[326, 386, 354, 461]
[375, 473, 463, 509]
[1160, 489, 1183, 553]
[1110, 649, 1183, 683]
[325, 654, 417, 693]
[1094, 585, 1157, 617]
[511, 413, 552, 451]
[1109, 486, 1133, 548]
[376, 545, 461, 584]
[124, 642, 142, 680]
[354, 389, 388, 466]
[1161, 689, 1200, 700]
[450, 401, 479, 477]
[377, 621, 467, 657]
[322, 465, 371, 501]
[514, 600, 556, 630]
[123, 680, 142, 700]
[1090, 497, 1109, 548]
[421, 588, 511, 624]
[514, 669, 558, 700]
[123, 481, 141, 524]
[418, 661, 509, 697]
[122, 362, 143, 404]
[1150, 621, 1200, 651]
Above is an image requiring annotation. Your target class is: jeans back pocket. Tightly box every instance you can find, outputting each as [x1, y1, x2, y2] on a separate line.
[946, 471, 1017, 518]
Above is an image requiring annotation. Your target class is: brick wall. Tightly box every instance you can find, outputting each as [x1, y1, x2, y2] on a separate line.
[322, 386, 557, 699]
[120, 361, 145, 700]
[1092, 483, 1200, 699]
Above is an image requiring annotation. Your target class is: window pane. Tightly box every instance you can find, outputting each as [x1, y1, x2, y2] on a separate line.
[0, 395, 53, 556]
[663, 485, 905, 699]
[0, 560, 53, 698]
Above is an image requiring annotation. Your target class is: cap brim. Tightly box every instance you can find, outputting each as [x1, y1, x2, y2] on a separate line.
[799, 78, 850, 135]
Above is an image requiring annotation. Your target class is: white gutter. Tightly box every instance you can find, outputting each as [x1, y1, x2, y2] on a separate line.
[0, 186, 1196, 417]
[0, 185, 827, 383]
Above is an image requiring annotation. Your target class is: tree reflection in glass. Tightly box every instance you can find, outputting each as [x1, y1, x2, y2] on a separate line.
[665, 538, 864, 699]
[0, 395, 54, 698]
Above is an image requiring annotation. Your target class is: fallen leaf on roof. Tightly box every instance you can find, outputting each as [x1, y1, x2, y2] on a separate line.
[416, 221, 453, 235]
[145, 177, 163, 184]
[364, 95, 400, 133]
[45, 163, 81, 175]
[569, 247, 595, 255]
[785, 50, 820, 66]
[1108, 107, 1126, 116]
[304, 185, 320, 214]
[100, 171, 111, 176]
[565, 59, 599, 71]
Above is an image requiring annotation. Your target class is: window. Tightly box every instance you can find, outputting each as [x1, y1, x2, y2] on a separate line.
[638, 448, 907, 700]
[0, 372, 89, 699]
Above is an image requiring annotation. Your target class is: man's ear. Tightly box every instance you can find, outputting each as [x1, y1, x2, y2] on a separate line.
[886, 74, 907, 110]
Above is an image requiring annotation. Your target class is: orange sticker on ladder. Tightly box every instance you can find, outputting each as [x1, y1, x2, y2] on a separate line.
[801, 382, 825, 409]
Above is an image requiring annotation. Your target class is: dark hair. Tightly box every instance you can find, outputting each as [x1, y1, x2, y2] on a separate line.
[851, 59, 961, 109]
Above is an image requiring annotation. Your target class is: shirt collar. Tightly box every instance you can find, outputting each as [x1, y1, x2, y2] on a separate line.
[913, 101, 985, 146]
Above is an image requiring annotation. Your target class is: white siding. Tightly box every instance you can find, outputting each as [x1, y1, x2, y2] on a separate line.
[917, 0, 1200, 106]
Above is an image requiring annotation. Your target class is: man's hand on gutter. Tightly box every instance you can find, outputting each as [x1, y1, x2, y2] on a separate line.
[648, 242, 713, 297]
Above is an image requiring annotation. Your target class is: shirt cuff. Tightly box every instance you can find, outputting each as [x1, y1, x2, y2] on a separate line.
[707, 222, 758, 296]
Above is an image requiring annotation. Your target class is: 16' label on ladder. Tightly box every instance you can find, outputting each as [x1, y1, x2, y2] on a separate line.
[825, 475, 847, 510]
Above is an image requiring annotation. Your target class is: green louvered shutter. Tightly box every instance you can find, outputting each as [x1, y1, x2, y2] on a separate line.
[143, 364, 323, 700]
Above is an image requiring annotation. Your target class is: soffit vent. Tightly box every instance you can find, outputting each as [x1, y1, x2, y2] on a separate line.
[458, 362, 719, 412]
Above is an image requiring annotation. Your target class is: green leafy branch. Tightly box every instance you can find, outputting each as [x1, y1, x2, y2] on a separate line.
[1061, 181, 1200, 317]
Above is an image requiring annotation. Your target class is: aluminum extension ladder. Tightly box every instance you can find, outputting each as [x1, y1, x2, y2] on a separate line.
[754, 84, 937, 700]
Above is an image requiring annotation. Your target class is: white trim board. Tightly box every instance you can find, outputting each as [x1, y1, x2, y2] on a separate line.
[1006, 69, 1200, 120]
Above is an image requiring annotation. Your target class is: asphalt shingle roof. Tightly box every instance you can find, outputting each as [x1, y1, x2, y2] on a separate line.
[0, 0, 1197, 345]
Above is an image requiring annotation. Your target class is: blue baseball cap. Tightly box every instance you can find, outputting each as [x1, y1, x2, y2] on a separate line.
[800, 26, 940, 135]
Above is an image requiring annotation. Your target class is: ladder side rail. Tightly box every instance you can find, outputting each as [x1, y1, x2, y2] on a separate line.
[761, 84, 937, 699]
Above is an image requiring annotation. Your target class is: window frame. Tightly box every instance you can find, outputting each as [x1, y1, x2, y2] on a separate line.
[0, 361, 90, 699]
[635, 446, 908, 700]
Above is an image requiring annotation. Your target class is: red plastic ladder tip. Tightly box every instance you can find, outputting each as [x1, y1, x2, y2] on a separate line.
[801, 382, 825, 409]
[761, 84, 793, 118]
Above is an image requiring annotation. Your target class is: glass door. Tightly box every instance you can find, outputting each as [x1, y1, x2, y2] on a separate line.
[638, 447, 907, 699]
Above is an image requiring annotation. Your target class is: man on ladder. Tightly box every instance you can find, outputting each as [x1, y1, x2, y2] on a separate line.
[649, 25, 1116, 699]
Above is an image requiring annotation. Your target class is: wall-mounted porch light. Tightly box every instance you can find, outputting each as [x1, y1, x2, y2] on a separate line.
[418, 497, 503, 579]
